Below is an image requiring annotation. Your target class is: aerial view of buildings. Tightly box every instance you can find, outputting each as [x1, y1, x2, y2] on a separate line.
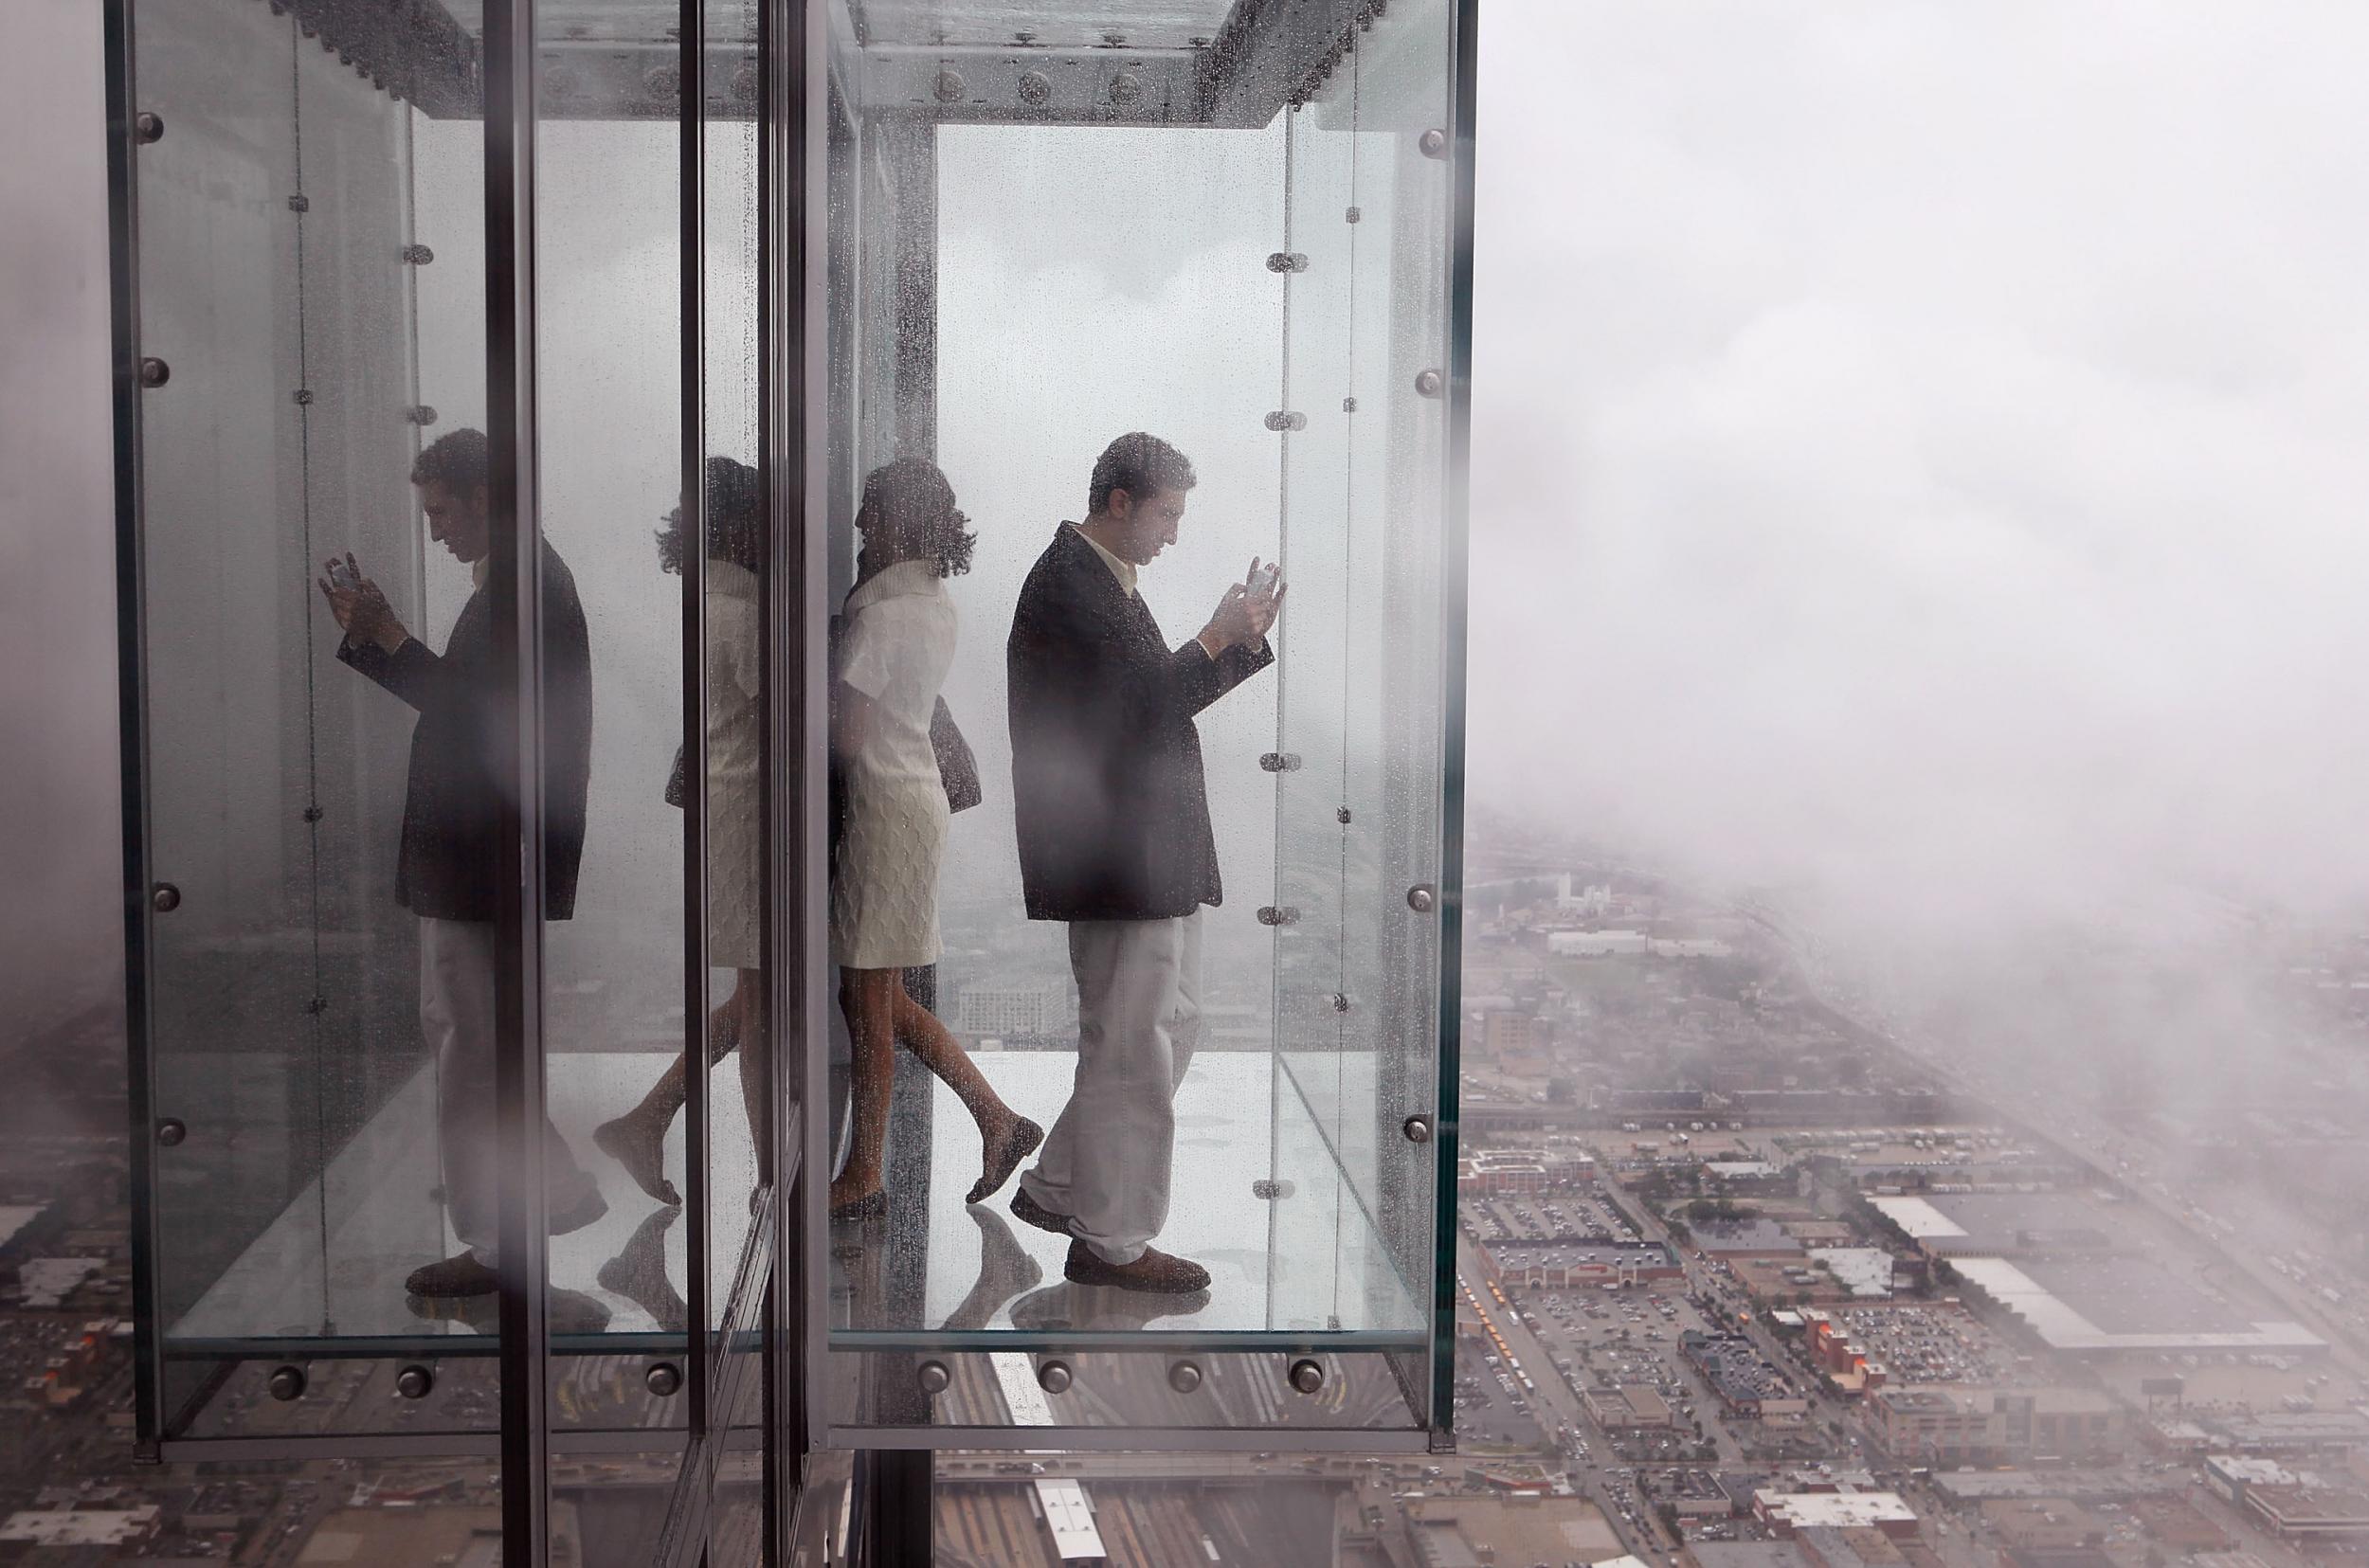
[14, 803, 2369, 1568]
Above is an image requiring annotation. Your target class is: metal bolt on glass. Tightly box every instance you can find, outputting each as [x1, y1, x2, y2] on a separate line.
[1402, 1115, 1433, 1144]
[1252, 1178, 1293, 1200]
[1018, 69, 1053, 106]
[154, 1119, 186, 1148]
[1036, 1359, 1072, 1394]
[1109, 73, 1143, 106]
[134, 111, 164, 143]
[137, 358, 169, 388]
[1266, 251, 1309, 273]
[1420, 127, 1448, 158]
[1406, 884, 1437, 912]
[916, 1361, 951, 1397]
[266, 1365, 306, 1402]
[395, 1364, 434, 1399]
[405, 406, 439, 426]
[644, 1362, 682, 1397]
[1259, 751, 1302, 772]
[402, 243, 434, 265]
[1288, 1358, 1325, 1395]
[1263, 409, 1307, 432]
[287, 193, 308, 212]
[1414, 368, 1445, 398]
[1167, 1361, 1203, 1395]
[1257, 905, 1299, 927]
[150, 881, 180, 911]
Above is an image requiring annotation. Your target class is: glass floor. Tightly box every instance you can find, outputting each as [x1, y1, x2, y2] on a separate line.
[169, 1050, 1423, 1356]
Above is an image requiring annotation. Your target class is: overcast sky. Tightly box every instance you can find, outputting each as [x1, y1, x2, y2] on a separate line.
[1469, 3, 2369, 946]
[13, 2, 2369, 1025]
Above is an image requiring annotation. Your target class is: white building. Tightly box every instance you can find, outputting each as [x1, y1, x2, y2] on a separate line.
[953, 984, 1070, 1039]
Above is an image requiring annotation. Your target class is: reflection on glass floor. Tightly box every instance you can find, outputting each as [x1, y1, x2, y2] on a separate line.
[172, 1052, 764, 1348]
[829, 1052, 1422, 1349]
[171, 1047, 1419, 1356]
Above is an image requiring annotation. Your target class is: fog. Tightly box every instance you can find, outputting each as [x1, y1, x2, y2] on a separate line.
[12, 0, 2369, 1136]
[0, 0, 117, 1037]
[1471, 4, 2369, 947]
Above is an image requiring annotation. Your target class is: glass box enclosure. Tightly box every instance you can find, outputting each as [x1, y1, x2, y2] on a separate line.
[107, 0, 1470, 1556]
[813, 0, 1469, 1451]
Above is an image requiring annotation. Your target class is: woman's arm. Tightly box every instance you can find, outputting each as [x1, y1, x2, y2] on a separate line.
[832, 679, 879, 767]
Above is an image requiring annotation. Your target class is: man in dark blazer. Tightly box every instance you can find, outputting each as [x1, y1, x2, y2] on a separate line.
[1005, 432, 1283, 1293]
[319, 428, 604, 1299]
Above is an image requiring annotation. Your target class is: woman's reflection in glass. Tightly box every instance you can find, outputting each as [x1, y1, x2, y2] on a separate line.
[596, 458, 769, 1206]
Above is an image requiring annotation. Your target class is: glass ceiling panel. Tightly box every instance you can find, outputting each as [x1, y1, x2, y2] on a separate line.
[851, 0, 1240, 49]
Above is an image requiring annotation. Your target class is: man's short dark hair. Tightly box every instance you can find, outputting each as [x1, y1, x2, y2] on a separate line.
[1088, 432, 1195, 516]
[411, 428, 490, 494]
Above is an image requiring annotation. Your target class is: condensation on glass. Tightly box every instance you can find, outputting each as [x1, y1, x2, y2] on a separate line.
[109, 0, 1472, 1557]
[811, 0, 1467, 1451]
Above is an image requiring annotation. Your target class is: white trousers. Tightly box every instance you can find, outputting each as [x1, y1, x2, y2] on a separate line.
[1018, 910, 1203, 1265]
[419, 918, 599, 1264]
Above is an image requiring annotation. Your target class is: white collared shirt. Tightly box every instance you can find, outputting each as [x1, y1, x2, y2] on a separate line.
[1068, 521, 1138, 598]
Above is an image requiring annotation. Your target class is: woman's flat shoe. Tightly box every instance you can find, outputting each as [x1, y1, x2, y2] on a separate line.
[968, 1117, 1045, 1206]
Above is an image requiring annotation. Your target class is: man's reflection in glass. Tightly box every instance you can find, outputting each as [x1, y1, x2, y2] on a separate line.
[317, 428, 605, 1301]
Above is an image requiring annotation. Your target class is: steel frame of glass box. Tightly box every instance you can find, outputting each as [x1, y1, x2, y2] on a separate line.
[105, 0, 1474, 1556]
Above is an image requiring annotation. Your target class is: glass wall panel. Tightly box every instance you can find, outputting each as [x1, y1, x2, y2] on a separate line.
[124, 0, 720, 1461]
[704, 0, 769, 1325]
[132, 0, 473, 1438]
[809, 0, 1467, 1444]
[1276, 0, 1460, 1386]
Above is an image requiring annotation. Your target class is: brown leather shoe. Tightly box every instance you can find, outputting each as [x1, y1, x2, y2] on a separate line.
[1063, 1241, 1211, 1294]
[406, 1253, 499, 1298]
[1008, 1187, 1076, 1238]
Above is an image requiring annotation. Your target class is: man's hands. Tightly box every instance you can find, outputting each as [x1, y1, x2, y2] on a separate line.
[1197, 557, 1287, 660]
[317, 552, 409, 656]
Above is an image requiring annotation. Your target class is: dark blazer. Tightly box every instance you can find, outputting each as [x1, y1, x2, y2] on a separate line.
[1008, 524, 1274, 923]
[339, 543, 593, 922]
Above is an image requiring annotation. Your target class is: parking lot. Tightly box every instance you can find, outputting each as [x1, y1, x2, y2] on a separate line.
[1823, 1302, 2026, 1384]
[1465, 1195, 1645, 1246]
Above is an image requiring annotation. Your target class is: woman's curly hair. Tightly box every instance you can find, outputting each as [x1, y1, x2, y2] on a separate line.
[860, 457, 975, 578]
[657, 456, 764, 575]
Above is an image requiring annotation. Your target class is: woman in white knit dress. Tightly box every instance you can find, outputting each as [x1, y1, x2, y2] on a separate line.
[596, 458, 769, 1208]
[829, 460, 1039, 1221]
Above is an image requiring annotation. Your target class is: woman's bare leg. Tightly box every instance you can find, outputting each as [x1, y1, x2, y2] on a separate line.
[596, 989, 742, 1206]
[888, 982, 1041, 1204]
[735, 969, 770, 1188]
[831, 967, 895, 1210]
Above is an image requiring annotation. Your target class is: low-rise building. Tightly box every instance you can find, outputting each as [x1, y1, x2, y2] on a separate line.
[1583, 1384, 1673, 1431]
[2244, 1484, 2369, 1540]
[1869, 1386, 2123, 1466]
[1753, 1489, 1919, 1539]
[1980, 1501, 2107, 1553]
[1486, 1240, 1683, 1290]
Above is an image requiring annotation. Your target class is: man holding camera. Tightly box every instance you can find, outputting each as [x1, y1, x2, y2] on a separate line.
[318, 428, 604, 1299]
[1005, 432, 1285, 1294]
